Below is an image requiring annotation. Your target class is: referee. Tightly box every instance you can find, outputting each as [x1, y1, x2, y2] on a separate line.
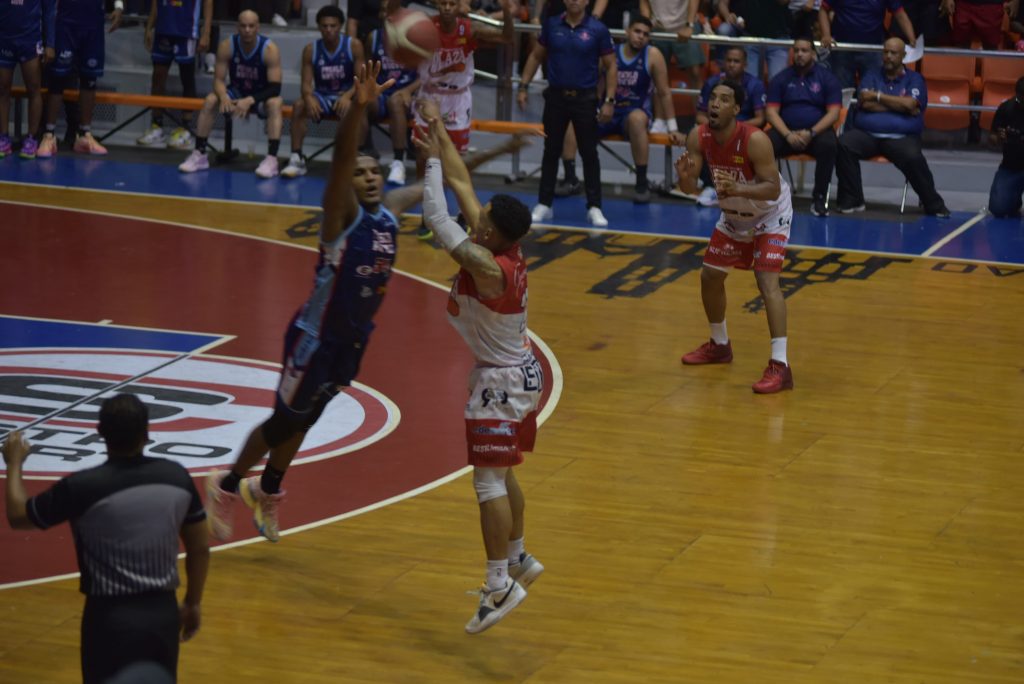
[3, 394, 209, 684]
[519, 0, 617, 228]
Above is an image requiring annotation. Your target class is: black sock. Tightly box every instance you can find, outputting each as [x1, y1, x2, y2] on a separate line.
[220, 471, 241, 493]
[196, 136, 208, 153]
[77, 125, 90, 137]
[260, 464, 285, 495]
[563, 159, 577, 182]
[636, 165, 648, 189]
[393, 148, 405, 162]
[268, 139, 280, 156]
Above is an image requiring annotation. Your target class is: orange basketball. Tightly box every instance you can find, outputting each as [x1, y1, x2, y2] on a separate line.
[384, 9, 441, 69]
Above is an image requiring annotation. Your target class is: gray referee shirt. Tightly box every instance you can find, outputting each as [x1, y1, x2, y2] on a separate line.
[26, 456, 206, 597]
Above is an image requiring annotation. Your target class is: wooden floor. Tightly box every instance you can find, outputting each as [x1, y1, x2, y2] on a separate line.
[3, 184, 1024, 683]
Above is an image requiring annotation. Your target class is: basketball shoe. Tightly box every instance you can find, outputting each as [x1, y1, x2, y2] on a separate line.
[168, 128, 194, 149]
[239, 477, 285, 542]
[137, 124, 166, 146]
[36, 133, 58, 158]
[178, 149, 209, 173]
[204, 470, 238, 541]
[752, 360, 794, 394]
[0, 134, 11, 157]
[681, 339, 733, 365]
[387, 159, 406, 185]
[19, 136, 39, 159]
[281, 153, 307, 178]
[465, 577, 527, 634]
[255, 154, 279, 178]
[509, 553, 544, 588]
[74, 132, 108, 155]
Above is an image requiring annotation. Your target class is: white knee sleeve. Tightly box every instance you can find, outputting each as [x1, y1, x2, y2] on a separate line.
[473, 466, 509, 503]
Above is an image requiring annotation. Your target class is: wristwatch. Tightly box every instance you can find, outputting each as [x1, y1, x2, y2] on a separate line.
[604, 97, 615, 105]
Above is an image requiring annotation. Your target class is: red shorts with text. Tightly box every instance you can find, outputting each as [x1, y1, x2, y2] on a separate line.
[464, 360, 543, 467]
[703, 229, 789, 273]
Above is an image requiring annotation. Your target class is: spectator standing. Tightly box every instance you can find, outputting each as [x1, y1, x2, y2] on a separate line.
[765, 37, 842, 216]
[519, 0, 617, 228]
[987, 76, 1024, 218]
[836, 37, 950, 217]
[0, 0, 54, 159]
[593, 0, 647, 29]
[717, 0, 792, 81]
[819, 0, 917, 88]
[789, 0, 821, 40]
[2, 395, 209, 684]
[943, 0, 1009, 49]
[649, 0, 705, 91]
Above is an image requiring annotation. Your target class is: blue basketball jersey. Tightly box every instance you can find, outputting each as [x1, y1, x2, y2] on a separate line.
[369, 29, 418, 95]
[154, 0, 201, 39]
[0, 0, 53, 41]
[295, 206, 398, 341]
[229, 33, 270, 95]
[311, 36, 354, 95]
[53, 0, 104, 28]
[613, 43, 653, 111]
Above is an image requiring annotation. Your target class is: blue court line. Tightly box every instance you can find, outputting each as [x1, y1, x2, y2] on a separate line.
[2, 155, 1023, 264]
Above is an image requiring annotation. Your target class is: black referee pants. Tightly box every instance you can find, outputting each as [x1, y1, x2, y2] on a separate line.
[766, 128, 838, 200]
[81, 591, 179, 684]
[539, 88, 602, 209]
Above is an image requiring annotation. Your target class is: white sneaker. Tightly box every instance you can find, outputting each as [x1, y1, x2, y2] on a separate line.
[178, 149, 209, 173]
[465, 578, 527, 634]
[587, 207, 609, 227]
[238, 477, 284, 543]
[697, 187, 718, 207]
[168, 127, 193, 149]
[271, 13, 288, 26]
[509, 553, 544, 588]
[649, 119, 668, 134]
[204, 470, 238, 542]
[203, 53, 215, 74]
[281, 153, 307, 178]
[136, 124, 166, 146]
[255, 154, 279, 178]
[387, 159, 406, 185]
[531, 203, 553, 223]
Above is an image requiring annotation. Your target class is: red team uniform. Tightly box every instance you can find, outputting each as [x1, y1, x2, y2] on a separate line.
[698, 121, 793, 272]
[414, 16, 477, 153]
[447, 244, 543, 468]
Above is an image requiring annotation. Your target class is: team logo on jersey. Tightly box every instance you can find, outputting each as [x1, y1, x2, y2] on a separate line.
[0, 350, 397, 476]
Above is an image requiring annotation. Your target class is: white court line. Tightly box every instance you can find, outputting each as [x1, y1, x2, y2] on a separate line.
[922, 209, 988, 257]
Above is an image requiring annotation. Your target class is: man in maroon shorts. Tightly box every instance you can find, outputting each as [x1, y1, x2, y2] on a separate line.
[943, 0, 1007, 49]
[676, 79, 796, 394]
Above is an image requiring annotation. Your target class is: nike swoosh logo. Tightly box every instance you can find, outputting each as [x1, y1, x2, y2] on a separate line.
[493, 582, 517, 608]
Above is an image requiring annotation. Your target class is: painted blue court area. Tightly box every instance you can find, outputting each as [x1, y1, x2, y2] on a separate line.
[2, 155, 1022, 264]
[0, 316, 225, 353]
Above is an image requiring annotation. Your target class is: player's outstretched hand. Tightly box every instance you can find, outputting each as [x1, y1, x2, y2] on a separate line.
[1, 431, 29, 468]
[411, 122, 441, 159]
[354, 61, 396, 108]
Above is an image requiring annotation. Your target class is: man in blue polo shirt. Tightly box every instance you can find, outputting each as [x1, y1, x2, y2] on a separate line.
[518, 0, 617, 228]
[765, 37, 842, 216]
[836, 37, 949, 217]
[819, 0, 917, 88]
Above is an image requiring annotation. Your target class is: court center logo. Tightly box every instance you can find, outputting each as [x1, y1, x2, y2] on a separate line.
[0, 350, 398, 476]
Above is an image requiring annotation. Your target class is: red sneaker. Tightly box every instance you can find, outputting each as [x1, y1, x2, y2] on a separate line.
[752, 360, 794, 394]
[681, 339, 733, 365]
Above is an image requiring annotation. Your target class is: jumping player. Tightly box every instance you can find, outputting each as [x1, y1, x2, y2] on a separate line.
[137, 0, 213, 149]
[0, 0, 53, 158]
[37, 0, 123, 157]
[178, 10, 283, 178]
[676, 80, 795, 394]
[414, 105, 544, 634]
[282, 6, 363, 178]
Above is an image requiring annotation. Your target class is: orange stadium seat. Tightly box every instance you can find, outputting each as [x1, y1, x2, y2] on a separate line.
[920, 54, 976, 131]
[979, 57, 1022, 128]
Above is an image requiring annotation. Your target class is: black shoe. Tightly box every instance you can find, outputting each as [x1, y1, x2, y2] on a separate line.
[926, 204, 951, 218]
[554, 178, 582, 197]
[416, 221, 433, 241]
[837, 202, 866, 214]
[811, 195, 828, 217]
[633, 185, 651, 204]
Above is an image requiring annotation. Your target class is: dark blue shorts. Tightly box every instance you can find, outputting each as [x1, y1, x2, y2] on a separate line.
[274, 323, 367, 422]
[597, 106, 650, 138]
[0, 36, 43, 69]
[313, 91, 340, 115]
[151, 34, 196, 65]
[50, 22, 104, 78]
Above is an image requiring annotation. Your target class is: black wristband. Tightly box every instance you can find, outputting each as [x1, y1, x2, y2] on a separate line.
[250, 82, 282, 104]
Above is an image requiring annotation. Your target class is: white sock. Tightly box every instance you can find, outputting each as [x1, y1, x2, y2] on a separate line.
[771, 337, 788, 365]
[486, 560, 509, 590]
[710, 321, 729, 345]
[508, 537, 525, 565]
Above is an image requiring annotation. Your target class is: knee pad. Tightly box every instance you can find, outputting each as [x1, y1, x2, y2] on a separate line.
[261, 409, 303, 449]
[473, 467, 509, 503]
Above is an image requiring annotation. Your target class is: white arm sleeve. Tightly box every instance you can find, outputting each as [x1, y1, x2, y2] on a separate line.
[423, 158, 470, 253]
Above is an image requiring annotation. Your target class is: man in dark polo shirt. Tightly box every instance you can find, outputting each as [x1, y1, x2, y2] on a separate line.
[765, 37, 842, 216]
[819, 0, 917, 88]
[3, 394, 209, 684]
[836, 37, 950, 217]
[518, 0, 617, 228]
[988, 77, 1024, 218]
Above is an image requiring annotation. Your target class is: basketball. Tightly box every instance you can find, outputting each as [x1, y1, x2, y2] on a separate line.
[384, 9, 440, 69]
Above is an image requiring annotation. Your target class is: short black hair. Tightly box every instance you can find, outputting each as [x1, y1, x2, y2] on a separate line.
[793, 36, 815, 48]
[488, 194, 532, 243]
[723, 46, 747, 62]
[630, 16, 653, 30]
[713, 79, 746, 111]
[98, 394, 149, 454]
[316, 5, 345, 25]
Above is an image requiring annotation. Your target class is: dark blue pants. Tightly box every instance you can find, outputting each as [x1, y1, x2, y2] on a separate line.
[988, 167, 1024, 218]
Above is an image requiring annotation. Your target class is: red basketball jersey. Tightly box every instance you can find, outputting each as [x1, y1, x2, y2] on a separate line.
[421, 16, 477, 94]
